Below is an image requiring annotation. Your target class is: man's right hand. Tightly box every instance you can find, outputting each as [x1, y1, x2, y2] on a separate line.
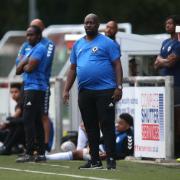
[63, 90, 70, 105]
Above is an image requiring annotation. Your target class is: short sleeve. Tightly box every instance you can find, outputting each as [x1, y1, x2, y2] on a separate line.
[30, 45, 45, 62]
[70, 43, 77, 64]
[172, 42, 180, 57]
[107, 41, 121, 62]
[47, 41, 55, 59]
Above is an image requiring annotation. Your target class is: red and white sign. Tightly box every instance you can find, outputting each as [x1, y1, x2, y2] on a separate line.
[142, 124, 160, 141]
[116, 87, 166, 158]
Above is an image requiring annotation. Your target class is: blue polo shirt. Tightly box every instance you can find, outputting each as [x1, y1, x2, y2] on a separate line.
[16, 38, 55, 84]
[160, 38, 180, 86]
[16, 42, 32, 65]
[23, 42, 48, 91]
[70, 34, 121, 90]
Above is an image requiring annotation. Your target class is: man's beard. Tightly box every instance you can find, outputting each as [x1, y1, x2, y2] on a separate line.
[107, 34, 115, 40]
[85, 29, 98, 36]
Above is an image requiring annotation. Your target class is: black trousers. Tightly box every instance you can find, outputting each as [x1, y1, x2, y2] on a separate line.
[23, 90, 45, 155]
[78, 89, 116, 162]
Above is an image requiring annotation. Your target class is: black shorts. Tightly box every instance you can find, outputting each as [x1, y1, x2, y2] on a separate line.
[23, 90, 45, 116]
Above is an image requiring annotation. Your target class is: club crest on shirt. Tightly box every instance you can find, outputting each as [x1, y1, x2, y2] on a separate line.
[78, 48, 82, 53]
[92, 46, 98, 53]
[167, 46, 172, 52]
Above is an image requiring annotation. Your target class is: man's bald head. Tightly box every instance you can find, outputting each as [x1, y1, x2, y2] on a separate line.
[30, 19, 45, 31]
[84, 13, 100, 37]
[84, 13, 100, 25]
[105, 21, 118, 40]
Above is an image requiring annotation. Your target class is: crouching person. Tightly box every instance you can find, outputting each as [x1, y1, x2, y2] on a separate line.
[99, 113, 134, 160]
[115, 113, 134, 159]
[0, 83, 25, 155]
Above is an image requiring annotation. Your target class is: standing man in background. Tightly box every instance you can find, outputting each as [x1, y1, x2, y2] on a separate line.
[16, 25, 48, 162]
[63, 13, 123, 170]
[154, 15, 180, 157]
[105, 20, 121, 58]
[105, 20, 119, 46]
[16, 19, 55, 152]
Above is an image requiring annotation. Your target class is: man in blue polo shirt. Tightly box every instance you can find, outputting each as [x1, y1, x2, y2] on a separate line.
[16, 25, 48, 162]
[154, 16, 180, 87]
[16, 19, 55, 153]
[154, 15, 180, 157]
[63, 13, 123, 170]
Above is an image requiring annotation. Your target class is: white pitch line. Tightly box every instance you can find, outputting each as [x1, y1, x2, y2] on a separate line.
[0, 167, 117, 180]
[29, 162, 70, 168]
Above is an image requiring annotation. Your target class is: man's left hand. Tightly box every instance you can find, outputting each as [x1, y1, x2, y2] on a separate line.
[112, 88, 122, 102]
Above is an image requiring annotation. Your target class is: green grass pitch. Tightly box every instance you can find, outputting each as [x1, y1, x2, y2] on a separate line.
[0, 156, 180, 180]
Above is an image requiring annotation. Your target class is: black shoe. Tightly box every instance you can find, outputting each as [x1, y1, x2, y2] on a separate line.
[79, 160, 103, 169]
[107, 158, 116, 170]
[17, 152, 26, 157]
[0, 146, 11, 155]
[16, 154, 34, 163]
[34, 155, 46, 162]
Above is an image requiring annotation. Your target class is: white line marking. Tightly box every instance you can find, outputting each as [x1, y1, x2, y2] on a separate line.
[29, 162, 70, 168]
[0, 167, 116, 180]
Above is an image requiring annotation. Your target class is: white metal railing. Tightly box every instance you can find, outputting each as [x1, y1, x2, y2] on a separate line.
[0, 77, 63, 152]
[0, 76, 174, 157]
[119, 76, 174, 159]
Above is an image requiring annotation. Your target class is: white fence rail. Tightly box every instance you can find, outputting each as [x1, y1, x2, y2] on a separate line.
[0, 77, 63, 153]
[0, 76, 174, 158]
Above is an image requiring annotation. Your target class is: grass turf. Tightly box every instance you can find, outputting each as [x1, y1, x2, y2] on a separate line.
[0, 155, 180, 180]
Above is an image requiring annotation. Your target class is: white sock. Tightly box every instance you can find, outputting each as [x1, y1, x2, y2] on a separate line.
[46, 151, 73, 161]
[76, 126, 88, 150]
[82, 149, 91, 160]
[83, 154, 91, 160]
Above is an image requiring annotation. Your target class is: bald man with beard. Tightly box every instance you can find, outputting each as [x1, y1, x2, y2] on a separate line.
[105, 21, 118, 40]
[105, 21, 121, 52]
[63, 14, 123, 170]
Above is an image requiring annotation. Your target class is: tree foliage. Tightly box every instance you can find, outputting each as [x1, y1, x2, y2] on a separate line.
[1, 0, 180, 38]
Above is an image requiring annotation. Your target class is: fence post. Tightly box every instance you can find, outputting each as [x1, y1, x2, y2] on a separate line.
[165, 76, 174, 159]
[54, 78, 63, 152]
